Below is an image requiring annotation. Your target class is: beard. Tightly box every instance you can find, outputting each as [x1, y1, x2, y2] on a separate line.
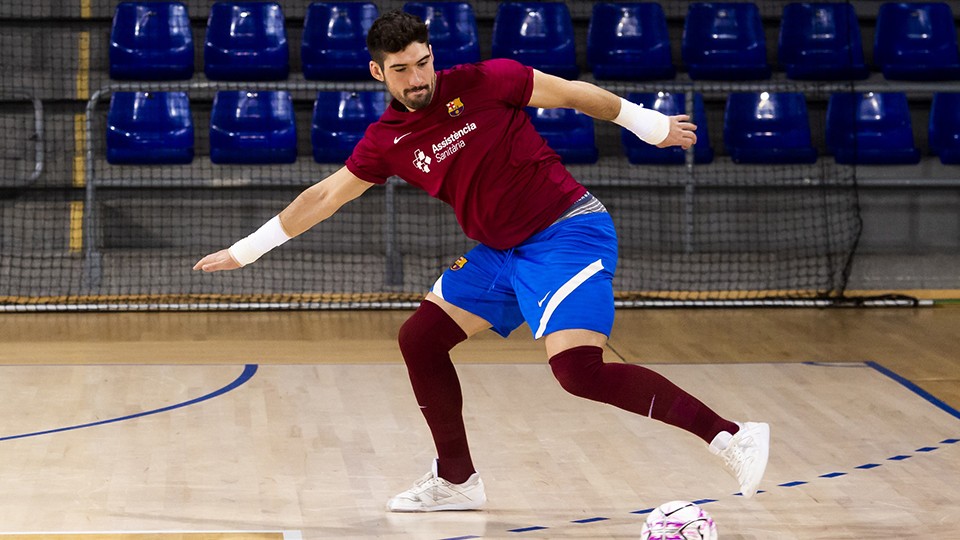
[400, 86, 433, 111]
[396, 84, 434, 111]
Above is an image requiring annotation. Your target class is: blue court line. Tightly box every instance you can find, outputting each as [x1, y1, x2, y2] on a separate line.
[778, 480, 808, 488]
[571, 517, 608, 524]
[453, 362, 960, 539]
[508, 526, 548, 533]
[0, 364, 258, 442]
[866, 361, 960, 422]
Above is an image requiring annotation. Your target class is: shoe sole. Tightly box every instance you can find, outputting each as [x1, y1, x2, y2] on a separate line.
[388, 497, 486, 512]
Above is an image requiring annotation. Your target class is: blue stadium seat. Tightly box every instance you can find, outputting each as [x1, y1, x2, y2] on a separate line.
[682, 2, 771, 80]
[724, 92, 817, 164]
[404, 2, 480, 70]
[110, 2, 194, 80]
[929, 93, 960, 165]
[587, 2, 675, 80]
[492, 2, 578, 79]
[826, 92, 921, 165]
[107, 92, 194, 165]
[526, 108, 598, 164]
[778, 2, 869, 80]
[302, 2, 378, 81]
[874, 2, 960, 81]
[623, 92, 713, 164]
[312, 91, 386, 163]
[205, 2, 289, 81]
[210, 91, 297, 164]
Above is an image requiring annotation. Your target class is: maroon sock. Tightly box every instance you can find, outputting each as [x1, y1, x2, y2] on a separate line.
[397, 301, 474, 483]
[549, 346, 739, 444]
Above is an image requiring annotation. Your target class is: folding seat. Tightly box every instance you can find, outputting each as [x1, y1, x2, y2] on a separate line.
[623, 92, 713, 164]
[681, 2, 771, 80]
[724, 92, 817, 164]
[312, 91, 386, 163]
[302, 2, 378, 80]
[826, 92, 920, 165]
[588, 2, 675, 81]
[874, 2, 960, 81]
[404, 2, 480, 70]
[778, 2, 869, 80]
[110, 2, 194, 80]
[929, 93, 960, 165]
[205, 2, 289, 81]
[107, 92, 194, 164]
[491, 2, 578, 79]
[526, 107, 598, 164]
[210, 91, 297, 164]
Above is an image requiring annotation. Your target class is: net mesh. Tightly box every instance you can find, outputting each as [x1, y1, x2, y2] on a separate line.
[1, 1, 865, 310]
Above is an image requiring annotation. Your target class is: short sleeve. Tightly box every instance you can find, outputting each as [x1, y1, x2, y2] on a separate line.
[477, 59, 534, 109]
[345, 126, 391, 185]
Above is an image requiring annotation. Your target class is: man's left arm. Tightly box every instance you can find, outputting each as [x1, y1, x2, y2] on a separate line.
[527, 69, 697, 149]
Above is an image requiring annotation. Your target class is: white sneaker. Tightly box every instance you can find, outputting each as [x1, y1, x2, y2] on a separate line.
[387, 459, 487, 512]
[709, 421, 770, 498]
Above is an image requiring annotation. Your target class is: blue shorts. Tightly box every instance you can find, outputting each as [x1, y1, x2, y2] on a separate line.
[431, 212, 618, 339]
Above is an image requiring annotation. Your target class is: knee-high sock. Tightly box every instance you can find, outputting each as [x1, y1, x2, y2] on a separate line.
[398, 301, 474, 483]
[549, 345, 738, 444]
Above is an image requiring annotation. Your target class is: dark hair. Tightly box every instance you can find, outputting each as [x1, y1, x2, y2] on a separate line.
[366, 10, 430, 65]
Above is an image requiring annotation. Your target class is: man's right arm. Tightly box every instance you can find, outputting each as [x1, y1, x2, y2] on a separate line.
[193, 166, 375, 273]
[279, 166, 375, 237]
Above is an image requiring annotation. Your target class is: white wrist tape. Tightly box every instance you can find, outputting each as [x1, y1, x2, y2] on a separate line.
[613, 97, 670, 146]
[228, 215, 291, 266]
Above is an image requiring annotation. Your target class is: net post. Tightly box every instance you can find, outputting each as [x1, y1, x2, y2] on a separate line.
[384, 178, 404, 287]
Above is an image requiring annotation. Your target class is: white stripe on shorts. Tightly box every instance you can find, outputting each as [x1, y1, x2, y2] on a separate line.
[534, 259, 605, 339]
[432, 274, 444, 299]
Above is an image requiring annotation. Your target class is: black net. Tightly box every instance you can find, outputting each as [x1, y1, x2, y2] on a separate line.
[0, 1, 867, 310]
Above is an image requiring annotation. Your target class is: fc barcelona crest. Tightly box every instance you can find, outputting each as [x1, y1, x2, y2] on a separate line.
[450, 256, 468, 271]
[446, 97, 464, 117]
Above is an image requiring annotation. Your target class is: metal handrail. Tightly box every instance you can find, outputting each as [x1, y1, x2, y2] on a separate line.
[6, 91, 44, 185]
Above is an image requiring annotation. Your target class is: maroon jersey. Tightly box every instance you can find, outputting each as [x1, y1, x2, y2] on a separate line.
[346, 59, 587, 250]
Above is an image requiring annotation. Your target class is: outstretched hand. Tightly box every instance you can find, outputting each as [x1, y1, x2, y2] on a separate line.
[656, 114, 698, 149]
[193, 249, 241, 273]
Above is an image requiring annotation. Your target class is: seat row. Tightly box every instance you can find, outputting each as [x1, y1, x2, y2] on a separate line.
[106, 91, 960, 167]
[110, 1, 960, 82]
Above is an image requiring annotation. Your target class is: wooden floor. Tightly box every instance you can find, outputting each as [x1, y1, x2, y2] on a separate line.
[0, 307, 958, 539]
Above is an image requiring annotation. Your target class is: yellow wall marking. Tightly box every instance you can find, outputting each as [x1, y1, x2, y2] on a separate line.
[73, 114, 86, 188]
[76, 31, 90, 100]
[68, 201, 84, 253]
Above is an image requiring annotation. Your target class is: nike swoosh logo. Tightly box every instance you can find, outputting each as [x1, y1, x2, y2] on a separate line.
[538, 291, 551, 308]
[394, 132, 413, 144]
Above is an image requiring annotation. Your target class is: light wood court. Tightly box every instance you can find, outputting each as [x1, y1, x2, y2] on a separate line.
[0, 534, 293, 540]
[0, 307, 958, 538]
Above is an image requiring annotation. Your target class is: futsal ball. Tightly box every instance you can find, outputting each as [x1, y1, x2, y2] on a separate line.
[640, 500, 718, 540]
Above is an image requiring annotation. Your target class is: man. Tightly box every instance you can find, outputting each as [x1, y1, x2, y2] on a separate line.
[194, 10, 770, 512]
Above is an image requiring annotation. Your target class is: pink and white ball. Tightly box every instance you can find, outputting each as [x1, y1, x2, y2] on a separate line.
[640, 500, 718, 540]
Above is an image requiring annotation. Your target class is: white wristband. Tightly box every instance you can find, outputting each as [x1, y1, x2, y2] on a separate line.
[228, 215, 291, 267]
[613, 97, 671, 146]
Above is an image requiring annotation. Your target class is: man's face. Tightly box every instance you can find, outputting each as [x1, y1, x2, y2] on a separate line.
[369, 42, 436, 111]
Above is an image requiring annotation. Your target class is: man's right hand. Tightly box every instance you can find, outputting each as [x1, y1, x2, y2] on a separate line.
[193, 249, 242, 273]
